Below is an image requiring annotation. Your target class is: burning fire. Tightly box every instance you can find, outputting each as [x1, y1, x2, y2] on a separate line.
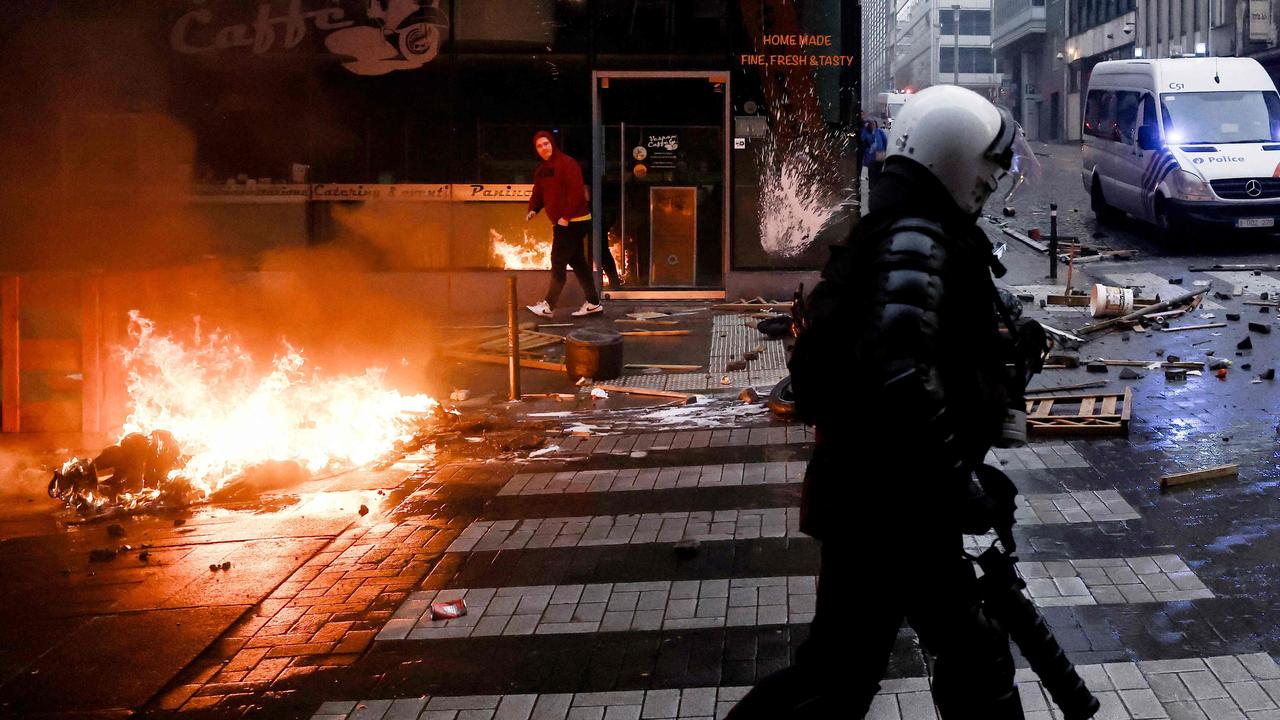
[53, 312, 438, 512]
[490, 229, 551, 269]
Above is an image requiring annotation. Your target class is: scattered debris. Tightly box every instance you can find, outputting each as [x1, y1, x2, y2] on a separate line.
[738, 388, 760, 403]
[1188, 263, 1280, 272]
[449, 389, 470, 402]
[358, 504, 369, 516]
[430, 598, 468, 620]
[1086, 362, 1109, 373]
[221, 561, 231, 571]
[726, 359, 749, 372]
[593, 385, 696, 403]
[1208, 359, 1232, 371]
[1160, 464, 1238, 490]
[1118, 368, 1143, 380]
[1169, 277, 1183, 285]
[590, 387, 610, 400]
[626, 312, 671, 320]
[209, 564, 220, 572]
[1165, 368, 1187, 382]
[1227, 313, 1241, 321]
[1162, 322, 1227, 333]
[89, 549, 118, 563]
[1238, 337, 1253, 350]
[1216, 368, 1228, 380]
[713, 299, 793, 312]
[1078, 288, 1210, 335]
[619, 330, 691, 337]
[138, 550, 150, 562]
[521, 393, 577, 401]
[1262, 369, 1276, 380]
[1214, 291, 1232, 301]
[1248, 322, 1272, 334]
[106, 524, 126, 538]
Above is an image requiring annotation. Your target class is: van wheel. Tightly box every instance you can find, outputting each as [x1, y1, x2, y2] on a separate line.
[1152, 196, 1187, 243]
[1091, 180, 1119, 224]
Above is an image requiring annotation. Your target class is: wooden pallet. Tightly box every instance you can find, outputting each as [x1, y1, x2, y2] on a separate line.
[1025, 387, 1132, 437]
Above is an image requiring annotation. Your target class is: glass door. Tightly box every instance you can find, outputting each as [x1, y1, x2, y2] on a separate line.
[594, 74, 727, 290]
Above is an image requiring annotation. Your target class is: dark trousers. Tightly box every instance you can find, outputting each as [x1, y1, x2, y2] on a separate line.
[546, 220, 599, 307]
[724, 533, 1021, 719]
[867, 160, 884, 189]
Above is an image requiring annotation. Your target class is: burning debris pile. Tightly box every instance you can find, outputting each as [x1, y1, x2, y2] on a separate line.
[50, 312, 440, 515]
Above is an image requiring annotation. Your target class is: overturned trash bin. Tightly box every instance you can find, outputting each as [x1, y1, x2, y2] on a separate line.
[565, 328, 624, 381]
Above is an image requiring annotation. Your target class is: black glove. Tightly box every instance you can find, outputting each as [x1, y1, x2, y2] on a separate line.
[974, 464, 1019, 550]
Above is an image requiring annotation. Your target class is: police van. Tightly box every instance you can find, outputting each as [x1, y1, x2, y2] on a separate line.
[1082, 57, 1280, 236]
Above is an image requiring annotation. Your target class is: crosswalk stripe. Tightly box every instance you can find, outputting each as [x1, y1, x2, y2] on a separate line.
[448, 491, 1138, 553]
[497, 462, 805, 496]
[377, 553, 1209, 642]
[310, 652, 1280, 720]
[1204, 270, 1280, 298]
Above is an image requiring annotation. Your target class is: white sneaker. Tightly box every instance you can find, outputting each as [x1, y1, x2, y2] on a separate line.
[571, 302, 604, 317]
[526, 300, 553, 318]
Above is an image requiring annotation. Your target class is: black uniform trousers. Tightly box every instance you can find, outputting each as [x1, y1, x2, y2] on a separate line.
[725, 511, 1019, 719]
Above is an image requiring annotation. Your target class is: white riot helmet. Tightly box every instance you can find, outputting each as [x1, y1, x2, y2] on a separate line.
[885, 85, 1017, 215]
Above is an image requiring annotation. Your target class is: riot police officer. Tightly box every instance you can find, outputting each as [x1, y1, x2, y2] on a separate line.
[728, 86, 1037, 719]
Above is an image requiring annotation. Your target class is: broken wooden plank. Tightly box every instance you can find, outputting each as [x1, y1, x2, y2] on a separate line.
[443, 350, 567, 374]
[619, 330, 691, 337]
[1024, 380, 1110, 395]
[623, 363, 702, 371]
[1160, 322, 1227, 333]
[1002, 227, 1048, 252]
[1096, 359, 1204, 369]
[593, 385, 695, 403]
[614, 319, 681, 325]
[1160, 464, 1238, 489]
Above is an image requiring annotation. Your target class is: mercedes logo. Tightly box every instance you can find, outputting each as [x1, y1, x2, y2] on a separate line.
[1246, 179, 1263, 197]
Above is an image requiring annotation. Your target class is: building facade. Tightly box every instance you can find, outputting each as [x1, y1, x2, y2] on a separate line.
[892, 0, 1004, 98]
[993, 0, 1135, 142]
[0, 0, 863, 299]
[864, 0, 895, 107]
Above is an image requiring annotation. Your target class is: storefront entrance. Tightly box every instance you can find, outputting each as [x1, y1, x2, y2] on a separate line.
[591, 72, 729, 298]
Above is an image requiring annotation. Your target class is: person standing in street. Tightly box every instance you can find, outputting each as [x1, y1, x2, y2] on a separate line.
[525, 130, 603, 318]
[726, 86, 1095, 719]
[865, 119, 889, 189]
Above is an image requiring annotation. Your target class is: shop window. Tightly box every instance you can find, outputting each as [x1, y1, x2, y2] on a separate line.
[594, 0, 731, 55]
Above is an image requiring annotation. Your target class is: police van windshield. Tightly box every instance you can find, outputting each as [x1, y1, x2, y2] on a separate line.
[1160, 91, 1280, 144]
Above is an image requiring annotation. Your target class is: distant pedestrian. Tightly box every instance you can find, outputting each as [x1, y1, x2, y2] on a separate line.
[865, 120, 889, 188]
[525, 131, 603, 318]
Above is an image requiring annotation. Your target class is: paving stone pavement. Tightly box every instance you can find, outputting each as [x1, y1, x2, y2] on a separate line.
[311, 653, 1280, 720]
[148, 387, 1280, 719]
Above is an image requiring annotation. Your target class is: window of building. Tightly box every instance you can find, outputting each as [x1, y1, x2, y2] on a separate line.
[937, 46, 997, 74]
[938, 9, 991, 36]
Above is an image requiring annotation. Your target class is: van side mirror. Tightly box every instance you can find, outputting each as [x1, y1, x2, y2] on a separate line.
[1138, 126, 1160, 150]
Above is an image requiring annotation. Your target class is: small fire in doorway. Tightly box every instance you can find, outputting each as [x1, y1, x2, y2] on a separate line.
[489, 229, 551, 269]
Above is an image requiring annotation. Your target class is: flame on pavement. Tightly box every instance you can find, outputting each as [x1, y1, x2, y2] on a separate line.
[54, 312, 439, 512]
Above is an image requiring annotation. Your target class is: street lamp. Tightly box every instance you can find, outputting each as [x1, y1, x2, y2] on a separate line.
[952, 4, 961, 87]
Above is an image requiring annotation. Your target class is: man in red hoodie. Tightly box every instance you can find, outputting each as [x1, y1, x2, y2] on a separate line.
[525, 131, 604, 318]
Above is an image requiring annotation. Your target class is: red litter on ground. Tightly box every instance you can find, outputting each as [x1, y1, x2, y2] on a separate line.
[430, 598, 468, 621]
[1216, 369, 1228, 381]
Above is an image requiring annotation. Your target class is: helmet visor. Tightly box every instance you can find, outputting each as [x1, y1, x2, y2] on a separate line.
[984, 105, 1018, 171]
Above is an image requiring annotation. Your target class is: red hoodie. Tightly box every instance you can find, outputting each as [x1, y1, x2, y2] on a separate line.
[528, 133, 590, 224]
